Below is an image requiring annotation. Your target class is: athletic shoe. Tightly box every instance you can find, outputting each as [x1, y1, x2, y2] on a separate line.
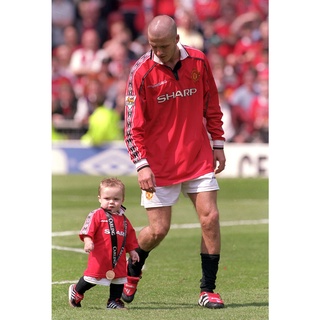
[68, 284, 84, 307]
[198, 291, 225, 309]
[121, 275, 141, 303]
[106, 298, 126, 309]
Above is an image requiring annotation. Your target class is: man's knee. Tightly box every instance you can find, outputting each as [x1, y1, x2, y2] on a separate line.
[151, 225, 170, 241]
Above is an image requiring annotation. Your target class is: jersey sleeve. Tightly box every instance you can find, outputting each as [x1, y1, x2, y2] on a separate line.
[124, 54, 150, 165]
[79, 209, 99, 241]
[202, 56, 225, 144]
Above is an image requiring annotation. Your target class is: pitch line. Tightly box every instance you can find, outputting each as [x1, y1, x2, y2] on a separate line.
[52, 219, 268, 286]
[52, 219, 268, 237]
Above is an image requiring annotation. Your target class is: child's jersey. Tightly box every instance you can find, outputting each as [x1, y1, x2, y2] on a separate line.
[79, 206, 138, 279]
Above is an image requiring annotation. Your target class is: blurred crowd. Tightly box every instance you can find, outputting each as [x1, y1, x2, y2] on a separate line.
[52, 0, 269, 145]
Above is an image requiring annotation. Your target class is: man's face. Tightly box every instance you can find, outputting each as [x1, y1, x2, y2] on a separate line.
[148, 34, 179, 64]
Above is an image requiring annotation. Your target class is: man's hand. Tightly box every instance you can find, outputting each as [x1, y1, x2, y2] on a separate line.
[138, 166, 156, 192]
[213, 149, 226, 174]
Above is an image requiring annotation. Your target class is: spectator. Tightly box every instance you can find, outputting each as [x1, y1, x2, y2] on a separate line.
[69, 28, 105, 77]
[247, 68, 268, 143]
[53, 44, 76, 85]
[175, 9, 204, 50]
[52, 0, 76, 49]
[208, 2, 238, 58]
[52, 55, 73, 100]
[117, 0, 145, 40]
[74, 0, 108, 46]
[95, 57, 118, 98]
[219, 88, 236, 142]
[51, 0, 269, 144]
[230, 11, 263, 76]
[74, 76, 123, 126]
[108, 77, 127, 121]
[228, 68, 259, 142]
[79, 78, 122, 145]
[52, 82, 78, 121]
[152, 0, 176, 18]
[69, 28, 107, 96]
[52, 96, 67, 141]
[252, 19, 269, 73]
[62, 25, 81, 54]
[80, 104, 122, 145]
[52, 82, 82, 139]
[99, 0, 119, 21]
[74, 77, 104, 125]
[194, 0, 220, 22]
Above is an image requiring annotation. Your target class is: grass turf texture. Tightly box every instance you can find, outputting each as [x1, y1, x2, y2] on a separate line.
[52, 175, 268, 320]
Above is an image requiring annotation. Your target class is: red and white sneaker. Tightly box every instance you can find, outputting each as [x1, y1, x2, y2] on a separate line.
[121, 275, 141, 303]
[198, 291, 225, 309]
[68, 284, 84, 307]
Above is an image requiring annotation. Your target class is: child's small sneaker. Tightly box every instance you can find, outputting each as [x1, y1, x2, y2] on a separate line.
[106, 298, 126, 309]
[122, 275, 141, 303]
[198, 291, 224, 309]
[68, 284, 84, 307]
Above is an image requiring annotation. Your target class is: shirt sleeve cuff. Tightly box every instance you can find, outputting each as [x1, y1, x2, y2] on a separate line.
[135, 159, 149, 171]
[212, 140, 224, 149]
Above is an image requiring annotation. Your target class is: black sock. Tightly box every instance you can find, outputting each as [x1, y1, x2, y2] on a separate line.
[109, 283, 124, 300]
[128, 247, 150, 277]
[75, 276, 96, 294]
[199, 253, 220, 293]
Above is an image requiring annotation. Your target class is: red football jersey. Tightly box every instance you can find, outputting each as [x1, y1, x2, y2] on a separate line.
[79, 207, 138, 279]
[124, 43, 225, 186]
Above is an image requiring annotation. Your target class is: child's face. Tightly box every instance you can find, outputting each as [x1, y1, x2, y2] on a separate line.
[98, 186, 124, 213]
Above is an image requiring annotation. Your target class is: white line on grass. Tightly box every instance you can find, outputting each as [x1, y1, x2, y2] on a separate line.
[52, 219, 268, 237]
[52, 219, 268, 285]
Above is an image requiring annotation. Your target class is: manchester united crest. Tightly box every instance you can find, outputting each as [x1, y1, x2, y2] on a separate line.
[145, 192, 154, 200]
[191, 69, 200, 82]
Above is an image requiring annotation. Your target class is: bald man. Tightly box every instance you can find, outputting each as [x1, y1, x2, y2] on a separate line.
[123, 15, 226, 309]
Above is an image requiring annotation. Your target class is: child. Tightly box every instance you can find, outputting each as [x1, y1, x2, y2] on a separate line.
[68, 177, 140, 309]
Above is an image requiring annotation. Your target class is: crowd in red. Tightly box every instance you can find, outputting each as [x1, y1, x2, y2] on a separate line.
[52, 0, 268, 143]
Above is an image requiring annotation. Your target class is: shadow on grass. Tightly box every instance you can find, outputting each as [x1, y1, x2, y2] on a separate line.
[223, 302, 268, 308]
[124, 301, 268, 310]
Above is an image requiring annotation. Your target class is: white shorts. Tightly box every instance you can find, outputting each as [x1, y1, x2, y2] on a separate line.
[84, 276, 127, 286]
[141, 172, 219, 208]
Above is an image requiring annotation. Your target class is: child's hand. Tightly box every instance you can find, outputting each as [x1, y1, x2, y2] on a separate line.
[130, 250, 140, 264]
[84, 237, 94, 253]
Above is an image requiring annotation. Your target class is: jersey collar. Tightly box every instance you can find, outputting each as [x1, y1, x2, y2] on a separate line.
[152, 42, 189, 64]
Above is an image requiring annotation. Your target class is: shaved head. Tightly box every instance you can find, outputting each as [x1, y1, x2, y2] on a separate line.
[148, 15, 177, 40]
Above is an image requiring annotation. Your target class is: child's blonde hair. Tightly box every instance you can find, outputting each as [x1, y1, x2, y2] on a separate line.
[98, 177, 125, 198]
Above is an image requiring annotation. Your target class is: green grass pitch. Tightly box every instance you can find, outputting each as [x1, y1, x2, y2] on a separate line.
[52, 175, 268, 320]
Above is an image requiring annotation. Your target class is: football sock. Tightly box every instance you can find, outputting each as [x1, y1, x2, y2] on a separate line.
[109, 283, 124, 300]
[75, 276, 96, 294]
[199, 253, 220, 293]
[128, 247, 150, 277]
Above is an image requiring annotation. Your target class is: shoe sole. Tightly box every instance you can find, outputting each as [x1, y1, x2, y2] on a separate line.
[68, 284, 81, 308]
[199, 302, 225, 309]
[198, 299, 225, 309]
[121, 293, 135, 303]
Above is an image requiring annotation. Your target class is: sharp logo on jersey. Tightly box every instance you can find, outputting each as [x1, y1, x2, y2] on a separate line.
[125, 95, 136, 106]
[191, 69, 200, 82]
[157, 88, 197, 104]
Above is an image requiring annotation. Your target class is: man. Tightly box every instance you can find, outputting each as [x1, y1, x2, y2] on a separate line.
[123, 15, 226, 309]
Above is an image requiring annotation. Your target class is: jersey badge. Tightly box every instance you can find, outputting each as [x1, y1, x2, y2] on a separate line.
[145, 192, 154, 200]
[191, 69, 200, 82]
[125, 95, 136, 106]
